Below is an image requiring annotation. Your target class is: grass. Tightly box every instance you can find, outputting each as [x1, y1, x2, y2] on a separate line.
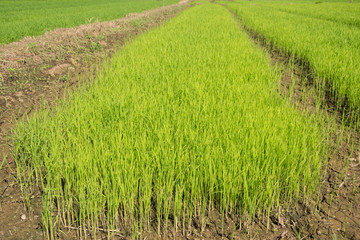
[0, 0, 179, 44]
[265, 1, 360, 28]
[13, 2, 333, 238]
[223, 0, 360, 125]
[0, 154, 6, 208]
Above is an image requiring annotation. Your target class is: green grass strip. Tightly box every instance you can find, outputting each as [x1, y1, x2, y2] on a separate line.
[0, 0, 179, 44]
[270, 2, 360, 28]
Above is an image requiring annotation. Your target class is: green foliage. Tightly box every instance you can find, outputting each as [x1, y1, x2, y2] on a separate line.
[13, 3, 332, 238]
[0, 0, 179, 44]
[224, 0, 360, 121]
[265, 1, 360, 27]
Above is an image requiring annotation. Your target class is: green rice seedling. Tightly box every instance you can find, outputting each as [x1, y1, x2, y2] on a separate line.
[0, 0, 179, 44]
[223, 0, 360, 126]
[13, 3, 333, 238]
[261, 1, 360, 28]
[0, 154, 6, 208]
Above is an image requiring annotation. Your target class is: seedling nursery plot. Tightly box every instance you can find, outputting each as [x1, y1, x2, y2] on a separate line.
[13, 2, 333, 238]
[1, 0, 359, 239]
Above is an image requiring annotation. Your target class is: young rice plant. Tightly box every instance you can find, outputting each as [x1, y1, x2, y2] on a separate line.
[13, 3, 332, 238]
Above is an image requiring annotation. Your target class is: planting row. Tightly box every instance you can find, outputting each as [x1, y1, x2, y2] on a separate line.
[223, 0, 360, 120]
[13, 3, 332, 238]
[266, 1, 360, 28]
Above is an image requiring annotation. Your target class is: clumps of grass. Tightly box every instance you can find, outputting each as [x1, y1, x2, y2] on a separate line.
[13, 3, 333, 238]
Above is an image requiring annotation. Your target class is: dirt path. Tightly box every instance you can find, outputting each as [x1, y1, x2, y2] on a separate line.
[0, 2, 189, 239]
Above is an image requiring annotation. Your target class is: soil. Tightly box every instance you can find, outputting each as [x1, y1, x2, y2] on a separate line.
[0, 1, 359, 239]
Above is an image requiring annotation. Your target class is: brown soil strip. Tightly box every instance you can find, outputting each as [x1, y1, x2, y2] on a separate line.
[0, 2, 190, 239]
[222, 5, 360, 240]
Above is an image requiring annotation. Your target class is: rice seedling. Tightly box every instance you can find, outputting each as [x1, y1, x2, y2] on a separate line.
[0, 0, 179, 44]
[0, 154, 7, 208]
[258, 1, 360, 28]
[13, 3, 333, 238]
[223, 0, 360, 126]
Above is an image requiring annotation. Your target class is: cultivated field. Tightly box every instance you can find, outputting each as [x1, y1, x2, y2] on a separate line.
[224, 0, 360, 122]
[0, 0, 178, 44]
[0, 0, 359, 239]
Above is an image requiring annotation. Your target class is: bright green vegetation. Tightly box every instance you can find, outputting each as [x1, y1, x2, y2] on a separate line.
[0, 0, 179, 44]
[14, 3, 332, 238]
[223, 0, 360, 121]
[266, 2, 360, 28]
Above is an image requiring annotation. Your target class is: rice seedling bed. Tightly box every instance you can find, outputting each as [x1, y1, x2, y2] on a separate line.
[13, 3, 334, 238]
[226, 6, 360, 238]
[0, 2, 189, 239]
[223, 0, 360, 125]
[258, 1, 360, 28]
